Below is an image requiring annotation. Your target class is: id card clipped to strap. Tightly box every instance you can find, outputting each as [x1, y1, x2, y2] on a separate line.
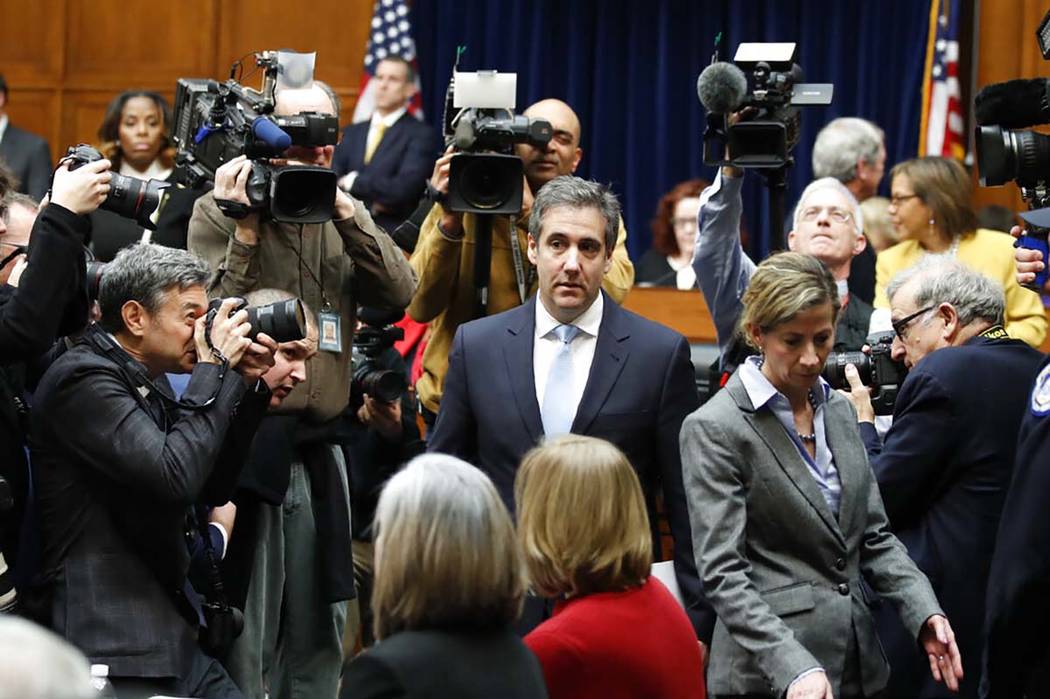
[318, 306, 342, 353]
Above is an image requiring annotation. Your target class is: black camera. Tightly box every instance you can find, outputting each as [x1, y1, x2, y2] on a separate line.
[64, 144, 171, 229]
[205, 297, 307, 344]
[443, 69, 552, 214]
[822, 331, 906, 416]
[172, 51, 339, 223]
[699, 42, 832, 169]
[352, 307, 406, 403]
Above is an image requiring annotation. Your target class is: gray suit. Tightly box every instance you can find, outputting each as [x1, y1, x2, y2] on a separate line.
[681, 372, 942, 697]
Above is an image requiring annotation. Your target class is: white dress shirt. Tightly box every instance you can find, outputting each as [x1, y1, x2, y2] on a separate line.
[533, 293, 604, 424]
[118, 159, 173, 244]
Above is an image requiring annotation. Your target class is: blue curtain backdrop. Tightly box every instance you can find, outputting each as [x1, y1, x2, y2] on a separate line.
[410, 0, 931, 262]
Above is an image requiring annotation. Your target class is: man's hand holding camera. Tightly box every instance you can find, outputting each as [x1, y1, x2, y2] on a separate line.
[214, 156, 262, 245]
[430, 145, 463, 238]
[357, 393, 403, 441]
[195, 297, 277, 384]
[50, 158, 113, 214]
[839, 362, 876, 424]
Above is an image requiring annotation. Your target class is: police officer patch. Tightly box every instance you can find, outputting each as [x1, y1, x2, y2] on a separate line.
[1031, 362, 1050, 415]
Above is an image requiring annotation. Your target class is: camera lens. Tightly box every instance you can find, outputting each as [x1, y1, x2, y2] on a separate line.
[270, 166, 336, 224]
[976, 125, 1050, 187]
[822, 351, 872, 389]
[246, 299, 307, 343]
[101, 174, 170, 230]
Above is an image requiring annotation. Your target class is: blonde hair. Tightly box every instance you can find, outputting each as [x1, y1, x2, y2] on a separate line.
[859, 196, 898, 253]
[739, 252, 839, 350]
[371, 453, 525, 640]
[515, 435, 652, 598]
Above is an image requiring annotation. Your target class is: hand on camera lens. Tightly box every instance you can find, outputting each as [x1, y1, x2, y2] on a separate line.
[836, 363, 875, 424]
[194, 298, 252, 369]
[51, 159, 112, 214]
[431, 146, 463, 236]
[357, 394, 403, 441]
[1013, 225, 1046, 285]
[235, 332, 278, 386]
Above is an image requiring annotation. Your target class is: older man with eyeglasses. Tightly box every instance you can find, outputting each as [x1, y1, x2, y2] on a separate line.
[839, 257, 1043, 699]
[693, 169, 872, 380]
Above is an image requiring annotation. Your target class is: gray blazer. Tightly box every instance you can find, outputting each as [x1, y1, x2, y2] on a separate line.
[681, 372, 942, 697]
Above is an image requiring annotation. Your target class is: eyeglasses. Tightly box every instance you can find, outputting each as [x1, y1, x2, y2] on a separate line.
[891, 305, 935, 340]
[798, 206, 852, 224]
[889, 193, 920, 207]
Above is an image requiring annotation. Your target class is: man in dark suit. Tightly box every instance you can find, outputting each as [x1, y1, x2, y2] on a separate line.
[428, 175, 713, 643]
[0, 76, 51, 200]
[841, 258, 1043, 698]
[332, 56, 436, 236]
[30, 244, 277, 698]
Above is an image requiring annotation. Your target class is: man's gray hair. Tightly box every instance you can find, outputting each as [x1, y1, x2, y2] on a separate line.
[0, 616, 94, 699]
[98, 243, 210, 334]
[792, 177, 865, 233]
[528, 176, 620, 254]
[812, 117, 885, 183]
[887, 257, 1006, 328]
[2, 192, 38, 221]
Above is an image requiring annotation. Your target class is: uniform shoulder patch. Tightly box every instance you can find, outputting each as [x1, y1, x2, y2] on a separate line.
[1031, 362, 1050, 416]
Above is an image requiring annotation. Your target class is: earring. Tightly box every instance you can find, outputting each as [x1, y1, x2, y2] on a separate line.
[929, 218, 935, 226]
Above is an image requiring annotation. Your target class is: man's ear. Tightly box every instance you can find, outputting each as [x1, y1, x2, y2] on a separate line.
[570, 147, 582, 174]
[938, 303, 960, 343]
[787, 229, 799, 251]
[527, 233, 539, 265]
[853, 229, 868, 256]
[121, 300, 149, 338]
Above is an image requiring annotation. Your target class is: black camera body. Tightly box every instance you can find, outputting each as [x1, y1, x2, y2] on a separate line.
[172, 51, 339, 223]
[352, 310, 406, 404]
[822, 331, 907, 416]
[65, 144, 171, 230]
[205, 297, 307, 345]
[700, 43, 832, 169]
[443, 70, 553, 215]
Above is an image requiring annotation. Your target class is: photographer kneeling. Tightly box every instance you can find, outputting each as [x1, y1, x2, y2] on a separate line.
[840, 258, 1042, 698]
[29, 243, 275, 698]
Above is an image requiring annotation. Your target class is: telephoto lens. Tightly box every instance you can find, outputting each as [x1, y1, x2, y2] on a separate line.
[207, 298, 307, 344]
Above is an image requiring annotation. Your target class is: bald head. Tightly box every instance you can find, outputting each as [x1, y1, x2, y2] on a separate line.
[274, 83, 337, 118]
[516, 98, 583, 191]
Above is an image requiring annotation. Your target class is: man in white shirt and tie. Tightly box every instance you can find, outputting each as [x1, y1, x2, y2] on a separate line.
[428, 175, 715, 644]
[332, 56, 437, 237]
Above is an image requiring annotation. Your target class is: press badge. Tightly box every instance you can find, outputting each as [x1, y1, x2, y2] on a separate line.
[318, 309, 342, 353]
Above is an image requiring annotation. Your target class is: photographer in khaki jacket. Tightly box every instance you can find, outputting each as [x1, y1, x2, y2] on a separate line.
[408, 98, 633, 423]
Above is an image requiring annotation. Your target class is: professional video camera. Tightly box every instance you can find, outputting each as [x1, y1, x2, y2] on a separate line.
[443, 62, 553, 214]
[351, 307, 407, 404]
[973, 9, 1050, 290]
[205, 297, 307, 344]
[822, 331, 906, 416]
[172, 50, 340, 223]
[64, 144, 170, 230]
[698, 42, 833, 170]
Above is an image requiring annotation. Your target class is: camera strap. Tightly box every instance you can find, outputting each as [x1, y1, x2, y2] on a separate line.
[509, 218, 531, 304]
[978, 325, 1008, 340]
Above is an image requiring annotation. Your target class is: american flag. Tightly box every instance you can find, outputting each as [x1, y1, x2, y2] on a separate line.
[919, 0, 965, 159]
[352, 0, 424, 123]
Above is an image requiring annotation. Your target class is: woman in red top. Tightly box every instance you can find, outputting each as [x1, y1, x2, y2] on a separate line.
[516, 435, 706, 699]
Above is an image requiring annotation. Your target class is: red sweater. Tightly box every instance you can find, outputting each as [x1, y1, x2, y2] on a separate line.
[524, 577, 706, 699]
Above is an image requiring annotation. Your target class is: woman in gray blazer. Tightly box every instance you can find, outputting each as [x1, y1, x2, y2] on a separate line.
[681, 252, 963, 699]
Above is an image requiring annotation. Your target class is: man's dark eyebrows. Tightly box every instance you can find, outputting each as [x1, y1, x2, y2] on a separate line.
[552, 128, 575, 140]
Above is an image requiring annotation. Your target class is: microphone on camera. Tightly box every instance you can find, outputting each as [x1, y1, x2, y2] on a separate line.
[975, 78, 1050, 129]
[696, 61, 748, 114]
[251, 116, 293, 151]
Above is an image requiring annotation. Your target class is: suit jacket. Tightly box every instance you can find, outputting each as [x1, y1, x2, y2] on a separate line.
[428, 292, 714, 639]
[332, 113, 437, 234]
[340, 627, 547, 699]
[860, 333, 1044, 698]
[29, 328, 268, 678]
[681, 372, 942, 697]
[0, 123, 51, 199]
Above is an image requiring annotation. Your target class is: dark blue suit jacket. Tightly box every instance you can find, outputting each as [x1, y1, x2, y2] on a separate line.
[332, 113, 437, 235]
[0, 123, 51, 200]
[428, 293, 714, 640]
[859, 333, 1043, 698]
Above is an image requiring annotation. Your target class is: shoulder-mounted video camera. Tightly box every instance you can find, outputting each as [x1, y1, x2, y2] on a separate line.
[698, 42, 833, 169]
[442, 60, 552, 214]
[974, 9, 1050, 290]
[172, 51, 340, 223]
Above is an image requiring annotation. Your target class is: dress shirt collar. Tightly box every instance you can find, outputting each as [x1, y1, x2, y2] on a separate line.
[120, 158, 172, 181]
[535, 292, 604, 340]
[738, 355, 830, 412]
[372, 106, 406, 129]
[836, 278, 848, 304]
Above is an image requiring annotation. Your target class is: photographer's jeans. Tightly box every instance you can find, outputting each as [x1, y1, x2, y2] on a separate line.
[224, 458, 348, 699]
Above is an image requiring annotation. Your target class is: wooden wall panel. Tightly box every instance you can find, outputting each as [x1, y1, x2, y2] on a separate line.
[0, 0, 375, 174]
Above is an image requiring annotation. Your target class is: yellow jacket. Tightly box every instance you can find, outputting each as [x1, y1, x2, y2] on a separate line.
[409, 203, 635, 413]
[875, 229, 1047, 347]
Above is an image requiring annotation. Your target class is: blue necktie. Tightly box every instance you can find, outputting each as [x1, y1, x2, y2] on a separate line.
[541, 324, 582, 436]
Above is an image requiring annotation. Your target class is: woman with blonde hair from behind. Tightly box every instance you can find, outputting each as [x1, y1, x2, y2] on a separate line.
[517, 435, 705, 699]
[339, 453, 547, 699]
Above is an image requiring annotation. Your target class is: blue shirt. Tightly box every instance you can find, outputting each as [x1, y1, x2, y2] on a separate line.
[738, 356, 842, 517]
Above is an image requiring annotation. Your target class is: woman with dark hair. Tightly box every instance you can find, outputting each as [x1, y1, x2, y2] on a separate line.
[517, 435, 705, 699]
[877, 156, 1045, 346]
[636, 178, 707, 288]
[682, 252, 964, 699]
[339, 453, 547, 699]
[90, 90, 203, 261]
